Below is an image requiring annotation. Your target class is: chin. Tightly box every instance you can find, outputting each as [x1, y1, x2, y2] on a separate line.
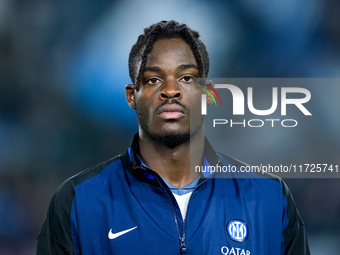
[148, 131, 190, 149]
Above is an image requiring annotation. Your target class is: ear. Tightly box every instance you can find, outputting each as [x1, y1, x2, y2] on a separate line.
[205, 80, 214, 105]
[125, 84, 136, 109]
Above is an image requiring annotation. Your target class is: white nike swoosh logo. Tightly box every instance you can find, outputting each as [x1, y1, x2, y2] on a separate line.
[108, 226, 137, 240]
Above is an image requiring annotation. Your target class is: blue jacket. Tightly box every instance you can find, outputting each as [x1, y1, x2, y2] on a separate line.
[37, 134, 310, 254]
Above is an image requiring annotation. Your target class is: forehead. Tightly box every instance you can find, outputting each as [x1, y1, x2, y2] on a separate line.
[146, 38, 197, 67]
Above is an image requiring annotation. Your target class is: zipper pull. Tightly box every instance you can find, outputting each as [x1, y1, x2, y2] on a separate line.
[180, 236, 187, 254]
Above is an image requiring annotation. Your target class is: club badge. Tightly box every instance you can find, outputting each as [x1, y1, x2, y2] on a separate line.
[226, 219, 248, 243]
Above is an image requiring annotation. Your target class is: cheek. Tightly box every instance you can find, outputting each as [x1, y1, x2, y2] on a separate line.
[189, 90, 203, 108]
[135, 87, 159, 105]
[188, 91, 205, 122]
[135, 95, 156, 119]
[134, 91, 148, 108]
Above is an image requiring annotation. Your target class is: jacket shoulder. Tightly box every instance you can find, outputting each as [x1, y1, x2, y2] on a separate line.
[37, 155, 122, 254]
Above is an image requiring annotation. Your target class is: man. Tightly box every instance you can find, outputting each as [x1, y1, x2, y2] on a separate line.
[37, 20, 310, 254]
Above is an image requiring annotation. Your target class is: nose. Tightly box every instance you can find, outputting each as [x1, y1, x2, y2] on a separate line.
[159, 78, 183, 100]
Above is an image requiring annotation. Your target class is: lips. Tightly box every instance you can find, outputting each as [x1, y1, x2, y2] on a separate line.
[158, 104, 185, 119]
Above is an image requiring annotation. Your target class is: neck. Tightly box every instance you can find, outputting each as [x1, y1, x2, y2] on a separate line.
[138, 127, 204, 188]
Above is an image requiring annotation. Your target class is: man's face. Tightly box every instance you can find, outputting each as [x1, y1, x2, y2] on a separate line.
[128, 38, 205, 148]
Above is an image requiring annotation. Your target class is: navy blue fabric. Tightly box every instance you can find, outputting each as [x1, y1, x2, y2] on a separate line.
[37, 134, 308, 254]
[70, 153, 289, 255]
[128, 147, 203, 195]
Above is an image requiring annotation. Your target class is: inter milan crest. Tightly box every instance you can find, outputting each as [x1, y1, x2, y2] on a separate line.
[226, 219, 248, 243]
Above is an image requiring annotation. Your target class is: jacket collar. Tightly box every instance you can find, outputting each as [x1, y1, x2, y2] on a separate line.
[120, 133, 222, 187]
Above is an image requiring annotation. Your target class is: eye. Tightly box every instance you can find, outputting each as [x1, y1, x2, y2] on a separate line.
[179, 76, 194, 84]
[146, 78, 162, 85]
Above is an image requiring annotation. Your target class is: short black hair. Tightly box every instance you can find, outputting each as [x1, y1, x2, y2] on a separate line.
[128, 20, 210, 91]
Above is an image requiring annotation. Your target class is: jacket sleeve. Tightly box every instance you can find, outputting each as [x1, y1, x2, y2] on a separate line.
[281, 181, 310, 255]
[37, 180, 76, 255]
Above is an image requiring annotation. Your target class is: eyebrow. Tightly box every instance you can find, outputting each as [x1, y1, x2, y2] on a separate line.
[143, 64, 198, 73]
[177, 64, 198, 70]
[144, 66, 162, 72]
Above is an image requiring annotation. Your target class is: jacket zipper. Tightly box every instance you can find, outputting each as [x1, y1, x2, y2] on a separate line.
[179, 159, 222, 254]
[180, 235, 187, 254]
[140, 167, 182, 245]
[140, 160, 221, 254]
